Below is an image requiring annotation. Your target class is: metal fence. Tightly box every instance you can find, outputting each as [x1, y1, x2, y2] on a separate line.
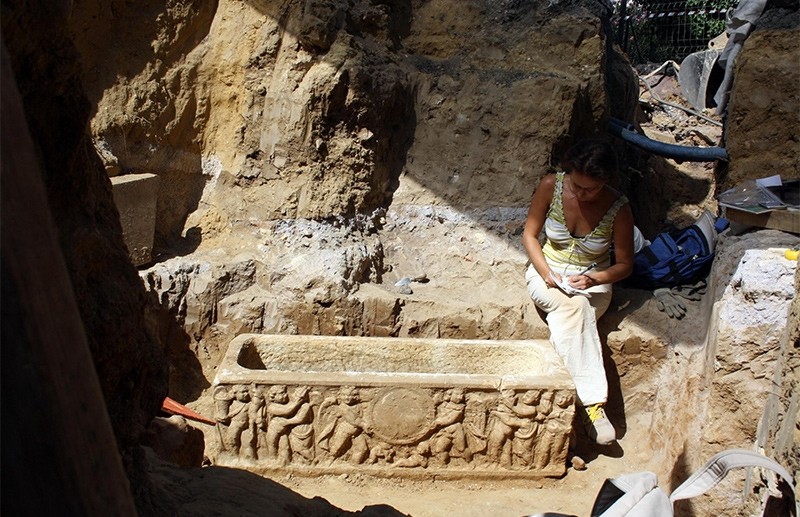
[613, 0, 737, 65]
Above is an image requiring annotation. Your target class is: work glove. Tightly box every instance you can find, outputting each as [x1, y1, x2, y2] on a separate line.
[654, 287, 686, 319]
[670, 279, 707, 301]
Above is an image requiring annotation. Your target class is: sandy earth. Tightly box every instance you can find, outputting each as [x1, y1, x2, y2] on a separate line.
[145, 73, 726, 517]
[6, 2, 793, 515]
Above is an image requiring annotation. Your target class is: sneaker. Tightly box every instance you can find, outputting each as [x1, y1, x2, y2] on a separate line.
[583, 403, 616, 445]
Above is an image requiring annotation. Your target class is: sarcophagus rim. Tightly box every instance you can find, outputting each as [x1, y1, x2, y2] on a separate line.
[215, 334, 574, 390]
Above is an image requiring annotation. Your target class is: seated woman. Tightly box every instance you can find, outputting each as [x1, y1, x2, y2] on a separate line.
[521, 138, 634, 445]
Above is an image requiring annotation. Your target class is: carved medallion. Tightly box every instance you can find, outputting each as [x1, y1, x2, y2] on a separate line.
[368, 387, 436, 445]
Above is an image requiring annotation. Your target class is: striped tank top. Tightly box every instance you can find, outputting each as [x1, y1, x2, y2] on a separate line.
[542, 171, 628, 273]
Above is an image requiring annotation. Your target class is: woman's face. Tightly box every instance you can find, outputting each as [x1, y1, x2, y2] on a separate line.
[569, 171, 606, 202]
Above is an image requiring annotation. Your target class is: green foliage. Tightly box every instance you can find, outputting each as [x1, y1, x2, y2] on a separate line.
[616, 0, 738, 64]
[686, 0, 737, 40]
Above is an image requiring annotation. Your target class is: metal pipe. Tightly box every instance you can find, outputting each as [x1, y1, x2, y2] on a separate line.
[609, 117, 729, 162]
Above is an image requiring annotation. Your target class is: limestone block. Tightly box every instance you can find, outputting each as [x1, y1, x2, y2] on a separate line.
[111, 173, 159, 266]
[355, 284, 402, 337]
[212, 334, 576, 479]
[687, 233, 798, 516]
[707, 247, 796, 445]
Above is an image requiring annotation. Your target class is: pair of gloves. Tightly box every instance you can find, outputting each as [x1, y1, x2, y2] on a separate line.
[653, 280, 707, 319]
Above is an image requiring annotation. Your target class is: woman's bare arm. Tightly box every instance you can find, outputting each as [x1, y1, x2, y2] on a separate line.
[522, 174, 559, 288]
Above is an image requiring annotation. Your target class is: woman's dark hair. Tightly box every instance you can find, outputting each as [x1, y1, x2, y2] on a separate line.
[560, 138, 618, 181]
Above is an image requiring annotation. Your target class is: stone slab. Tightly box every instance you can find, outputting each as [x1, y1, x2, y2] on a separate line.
[212, 334, 575, 479]
[111, 173, 158, 266]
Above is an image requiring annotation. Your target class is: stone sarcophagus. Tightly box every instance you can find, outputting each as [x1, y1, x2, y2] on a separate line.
[212, 334, 576, 478]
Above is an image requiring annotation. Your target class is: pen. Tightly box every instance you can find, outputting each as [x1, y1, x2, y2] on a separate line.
[578, 262, 597, 276]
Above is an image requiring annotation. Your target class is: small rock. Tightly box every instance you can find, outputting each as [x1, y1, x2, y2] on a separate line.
[399, 284, 413, 295]
[571, 455, 587, 471]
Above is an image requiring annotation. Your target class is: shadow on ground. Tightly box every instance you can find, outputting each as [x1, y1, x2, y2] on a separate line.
[146, 449, 409, 517]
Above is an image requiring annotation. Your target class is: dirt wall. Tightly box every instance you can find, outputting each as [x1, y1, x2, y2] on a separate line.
[1, 0, 168, 510]
[723, 10, 799, 189]
[67, 0, 637, 256]
[62, 0, 642, 411]
[3, 0, 797, 514]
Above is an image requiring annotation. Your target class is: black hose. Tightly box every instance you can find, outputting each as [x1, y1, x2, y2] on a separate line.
[609, 117, 729, 162]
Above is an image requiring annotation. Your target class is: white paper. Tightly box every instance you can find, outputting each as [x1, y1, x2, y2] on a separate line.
[550, 271, 592, 297]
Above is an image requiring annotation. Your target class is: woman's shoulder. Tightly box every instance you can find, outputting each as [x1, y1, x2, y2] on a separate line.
[532, 172, 558, 200]
[540, 172, 557, 185]
[538, 170, 561, 189]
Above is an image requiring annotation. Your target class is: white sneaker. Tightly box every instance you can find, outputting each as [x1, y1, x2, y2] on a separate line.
[583, 403, 616, 445]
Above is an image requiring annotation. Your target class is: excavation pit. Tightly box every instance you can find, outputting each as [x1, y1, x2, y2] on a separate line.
[212, 334, 575, 479]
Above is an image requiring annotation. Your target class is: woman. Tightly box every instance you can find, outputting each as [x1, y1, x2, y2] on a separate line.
[522, 138, 634, 445]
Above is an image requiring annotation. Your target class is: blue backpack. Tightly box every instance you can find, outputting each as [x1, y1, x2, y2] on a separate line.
[628, 224, 715, 289]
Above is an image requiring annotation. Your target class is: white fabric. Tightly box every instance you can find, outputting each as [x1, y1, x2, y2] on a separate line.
[600, 472, 672, 517]
[527, 449, 797, 517]
[526, 263, 612, 405]
[632, 225, 649, 254]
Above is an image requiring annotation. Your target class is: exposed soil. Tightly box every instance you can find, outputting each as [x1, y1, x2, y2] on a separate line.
[4, 2, 795, 516]
[144, 72, 731, 517]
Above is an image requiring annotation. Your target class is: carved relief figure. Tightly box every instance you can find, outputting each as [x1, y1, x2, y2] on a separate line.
[287, 387, 318, 465]
[431, 388, 472, 465]
[511, 390, 542, 468]
[394, 440, 430, 468]
[248, 384, 267, 457]
[367, 441, 395, 465]
[486, 389, 527, 468]
[535, 390, 574, 470]
[214, 384, 254, 457]
[316, 386, 370, 464]
[461, 393, 493, 457]
[265, 385, 313, 465]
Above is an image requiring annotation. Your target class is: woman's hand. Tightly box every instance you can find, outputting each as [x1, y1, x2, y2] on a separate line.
[567, 274, 596, 290]
[544, 270, 561, 289]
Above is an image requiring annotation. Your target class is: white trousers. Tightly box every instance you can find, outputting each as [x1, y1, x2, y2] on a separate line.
[525, 264, 612, 406]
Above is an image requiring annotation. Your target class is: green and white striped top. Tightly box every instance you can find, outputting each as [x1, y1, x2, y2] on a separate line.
[542, 171, 628, 274]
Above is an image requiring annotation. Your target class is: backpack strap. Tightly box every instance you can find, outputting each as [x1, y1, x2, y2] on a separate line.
[669, 449, 798, 515]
